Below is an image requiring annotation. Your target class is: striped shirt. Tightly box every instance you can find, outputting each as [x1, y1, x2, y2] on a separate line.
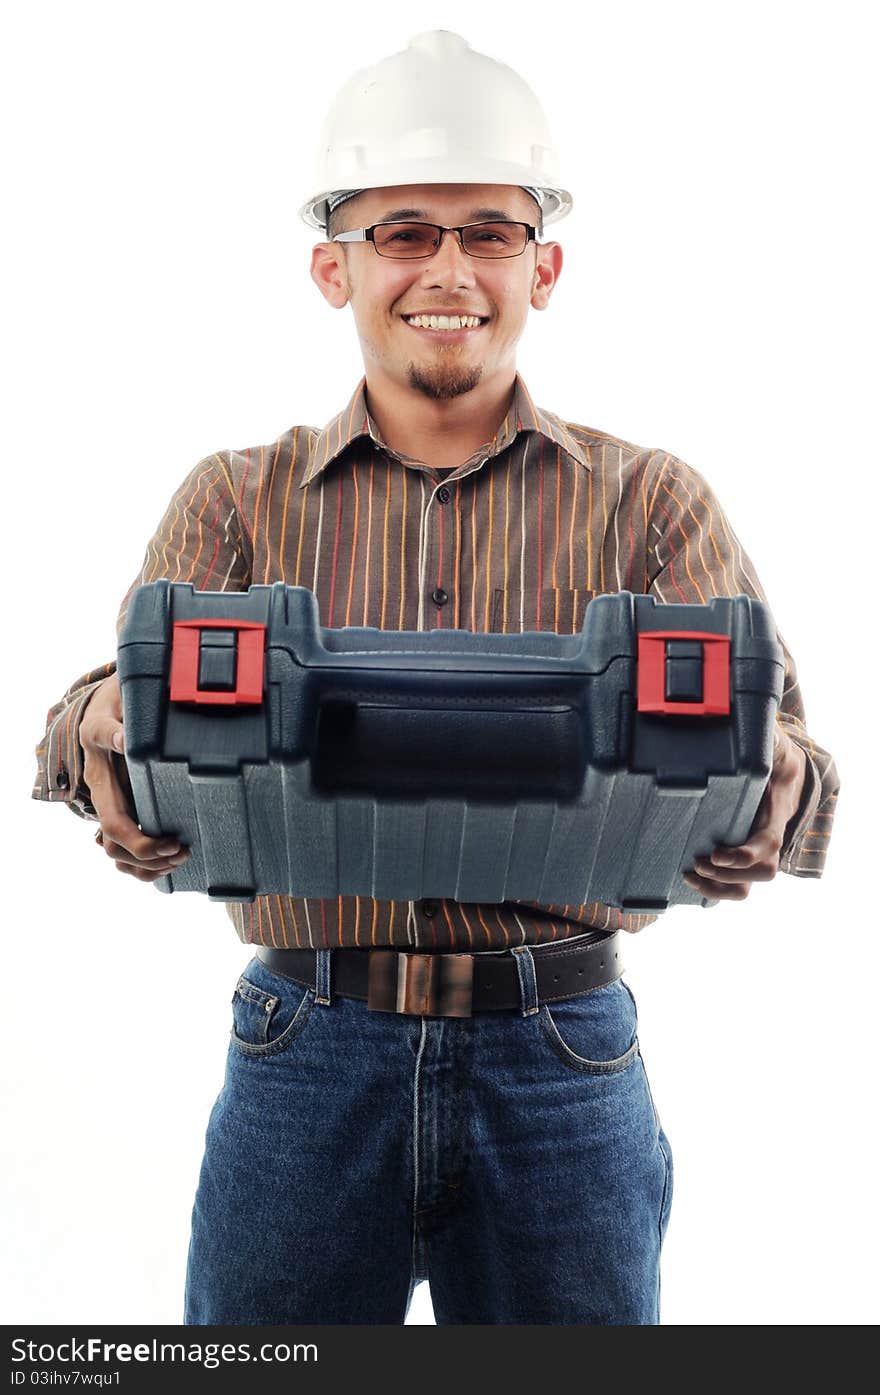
[32, 371, 839, 949]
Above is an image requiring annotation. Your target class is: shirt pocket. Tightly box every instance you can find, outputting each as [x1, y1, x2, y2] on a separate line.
[489, 587, 598, 634]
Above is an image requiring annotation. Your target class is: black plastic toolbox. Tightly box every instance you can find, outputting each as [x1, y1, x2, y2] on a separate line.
[116, 581, 784, 910]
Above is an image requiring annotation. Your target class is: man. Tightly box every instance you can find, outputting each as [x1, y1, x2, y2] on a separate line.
[33, 31, 838, 1324]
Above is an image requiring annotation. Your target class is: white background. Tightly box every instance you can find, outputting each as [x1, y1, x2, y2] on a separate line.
[3, 0, 876, 1327]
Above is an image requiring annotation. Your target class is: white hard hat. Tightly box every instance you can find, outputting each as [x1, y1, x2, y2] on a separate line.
[299, 30, 573, 234]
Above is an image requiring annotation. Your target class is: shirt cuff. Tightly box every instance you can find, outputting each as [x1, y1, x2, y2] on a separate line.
[778, 741, 822, 873]
[34, 681, 104, 819]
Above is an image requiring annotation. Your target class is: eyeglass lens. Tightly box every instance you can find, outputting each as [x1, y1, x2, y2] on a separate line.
[373, 222, 528, 258]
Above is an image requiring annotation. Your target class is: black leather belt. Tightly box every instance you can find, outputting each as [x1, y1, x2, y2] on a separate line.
[255, 930, 622, 1017]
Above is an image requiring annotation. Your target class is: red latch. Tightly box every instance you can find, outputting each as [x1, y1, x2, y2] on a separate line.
[169, 618, 266, 705]
[637, 630, 730, 715]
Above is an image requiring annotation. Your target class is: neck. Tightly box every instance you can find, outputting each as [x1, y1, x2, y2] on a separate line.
[363, 366, 517, 471]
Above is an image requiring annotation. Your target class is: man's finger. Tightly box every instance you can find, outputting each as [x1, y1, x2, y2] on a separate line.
[115, 862, 168, 883]
[86, 751, 181, 861]
[101, 816, 183, 862]
[693, 856, 775, 884]
[83, 714, 125, 756]
[101, 836, 187, 871]
[682, 870, 751, 900]
[83, 749, 130, 829]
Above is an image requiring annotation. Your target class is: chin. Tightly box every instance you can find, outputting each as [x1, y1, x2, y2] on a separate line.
[406, 362, 484, 400]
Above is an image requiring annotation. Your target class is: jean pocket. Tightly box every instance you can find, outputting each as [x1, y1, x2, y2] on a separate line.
[230, 958, 316, 1059]
[538, 977, 639, 1075]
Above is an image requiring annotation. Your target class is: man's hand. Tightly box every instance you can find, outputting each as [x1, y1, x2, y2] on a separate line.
[80, 672, 190, 883]
[681, 726, 807, 901]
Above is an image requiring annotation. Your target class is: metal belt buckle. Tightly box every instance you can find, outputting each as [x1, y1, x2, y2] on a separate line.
[367, 951, 474, 1017]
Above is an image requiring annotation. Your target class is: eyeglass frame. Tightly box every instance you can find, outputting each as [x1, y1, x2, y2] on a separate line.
[330, 220, 540, 259]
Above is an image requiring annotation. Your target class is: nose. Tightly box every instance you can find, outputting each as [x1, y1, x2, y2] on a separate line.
[435, 228, 469, 255]
[419, 228, 478, 281]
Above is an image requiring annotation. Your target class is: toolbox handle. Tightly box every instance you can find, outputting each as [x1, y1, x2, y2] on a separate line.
[312, 695, 586, 800]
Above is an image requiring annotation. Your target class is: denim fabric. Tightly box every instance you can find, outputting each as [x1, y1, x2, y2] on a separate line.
[184, 944, 673, 1325]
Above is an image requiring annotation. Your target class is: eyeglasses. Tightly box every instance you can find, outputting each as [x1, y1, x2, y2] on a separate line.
[331, 221, 538, 259]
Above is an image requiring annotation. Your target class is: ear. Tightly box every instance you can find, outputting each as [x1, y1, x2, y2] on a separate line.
[310, 242, 351, 308]
[530, 241, 563, 311]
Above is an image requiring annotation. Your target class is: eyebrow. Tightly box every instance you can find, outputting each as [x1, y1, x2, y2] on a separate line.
[373, 207, 518, 223]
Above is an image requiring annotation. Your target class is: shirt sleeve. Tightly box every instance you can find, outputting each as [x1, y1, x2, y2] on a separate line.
[645, 452, 840, 877]
[31, 452, 251, 818]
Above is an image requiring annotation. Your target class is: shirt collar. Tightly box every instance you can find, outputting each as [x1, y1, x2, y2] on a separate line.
[299, 372, 591, 487]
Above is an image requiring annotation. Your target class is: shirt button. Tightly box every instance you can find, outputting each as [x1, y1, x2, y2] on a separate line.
[431, 588, 448, 607]
[421, 899, 439, 918]
[55, 770, 70, 790]
[437, 486, 451, 504]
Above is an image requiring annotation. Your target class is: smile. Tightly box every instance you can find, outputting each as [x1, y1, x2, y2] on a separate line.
[400, 315, 489, 341]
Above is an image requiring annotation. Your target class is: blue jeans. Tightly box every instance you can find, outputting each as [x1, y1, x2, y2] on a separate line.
[184, 942, 673, 1325]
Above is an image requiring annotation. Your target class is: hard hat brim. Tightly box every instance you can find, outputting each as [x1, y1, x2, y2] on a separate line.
[300, 177, 573, 235]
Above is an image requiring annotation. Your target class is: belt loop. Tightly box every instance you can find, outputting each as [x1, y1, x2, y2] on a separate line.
[314, 948, 331, 1006]
[511, 945, 539, 1017]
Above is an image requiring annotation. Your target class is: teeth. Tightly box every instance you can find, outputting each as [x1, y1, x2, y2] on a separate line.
[404, 314, 483, 330]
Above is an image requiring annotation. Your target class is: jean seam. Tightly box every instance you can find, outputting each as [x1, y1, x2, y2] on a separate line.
[411, 1020, 429, 1284]
[230, 989, 316, 1058]
[538, 1007, 641, 1075]
[235, 977, 277, 1008]
[637, 1051, 672, 1249]
[657, 1131, 672, 1241]
[638, 1050, 661, 1132]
